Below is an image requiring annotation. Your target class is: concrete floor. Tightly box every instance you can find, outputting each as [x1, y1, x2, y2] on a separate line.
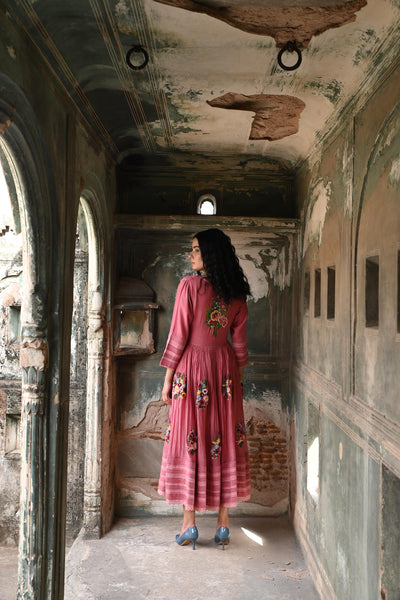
[0, 516, 320, 600]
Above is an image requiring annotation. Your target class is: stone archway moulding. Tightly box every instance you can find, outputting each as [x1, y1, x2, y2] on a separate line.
[79, 180, 108, 539]
[0, 74, 61, 599]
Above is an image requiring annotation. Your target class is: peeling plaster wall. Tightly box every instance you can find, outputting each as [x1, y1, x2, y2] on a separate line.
[293, 60, 400, 600]
[114, 216, 298, 517]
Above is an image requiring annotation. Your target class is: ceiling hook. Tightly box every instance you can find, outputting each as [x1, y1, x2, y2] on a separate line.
[277, 41, 302, 71]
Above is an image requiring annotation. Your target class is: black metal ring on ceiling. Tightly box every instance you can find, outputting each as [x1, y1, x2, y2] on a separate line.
[277, 42, 302, 71]
[126, 46, 149, 70]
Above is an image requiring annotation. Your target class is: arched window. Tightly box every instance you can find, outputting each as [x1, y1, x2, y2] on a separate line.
[197, 194, 216, 215]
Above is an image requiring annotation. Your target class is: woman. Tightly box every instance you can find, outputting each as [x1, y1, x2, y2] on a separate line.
[158, 228, 251, 550]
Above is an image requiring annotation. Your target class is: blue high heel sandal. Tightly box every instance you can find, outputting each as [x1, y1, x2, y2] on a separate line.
[214, 526, 230, 550]
[176, 526, 199, 550]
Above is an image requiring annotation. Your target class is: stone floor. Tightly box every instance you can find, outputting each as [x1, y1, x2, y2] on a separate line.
[1, 516, 320, 600]
[0, 544, 18, 600]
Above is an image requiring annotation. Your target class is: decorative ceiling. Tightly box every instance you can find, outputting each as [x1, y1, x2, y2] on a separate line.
[3, 0, 400, 173]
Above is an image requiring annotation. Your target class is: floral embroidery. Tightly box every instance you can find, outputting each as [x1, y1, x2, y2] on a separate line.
[196, 380, 209, 409]
[165, 423, 171, 444]
[204, 298, 229, 337]
[172, 372, 187, 400]
[235, 422, 246, 447]
[187, 430, 198, 455]
[211, 433, 222, 459]
[222, 375, 232, 401]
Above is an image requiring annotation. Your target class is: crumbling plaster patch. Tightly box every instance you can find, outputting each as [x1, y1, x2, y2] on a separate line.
[0, 282, 20, 307]
[207, 93, 305, 141]
[19, 338, 48, 371]
[132, 399, 167, 438]
[0, 108, 15, 135]
[341, 138, 353, 215]
[6, 46, 16, 60]
[303, 178, 332, 256]
[152, 0, 367, 48]
[389, 156, 400, 186]
[240, 256, 269, 303]
[245, 394, 288, 434]
[121, 396, 168, 432]
[115, 0, 133, 33]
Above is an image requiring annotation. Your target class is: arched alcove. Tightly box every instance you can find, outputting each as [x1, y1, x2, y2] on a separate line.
[353, 105, 400, 415]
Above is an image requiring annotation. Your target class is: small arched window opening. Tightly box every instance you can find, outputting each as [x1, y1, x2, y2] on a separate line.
[197, 194, 217, 215]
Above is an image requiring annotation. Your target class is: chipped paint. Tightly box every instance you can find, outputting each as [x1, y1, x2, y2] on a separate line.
[6, 46, 16, 59]
[342, 137, 353, 215]
[115, 0, 129, 17]
[303, 179, 331, 255]
[0, 108, 15, 135]
[240, 241, 293, 301]
[241, 255, 269, 302]
[389, 156, 400, 185]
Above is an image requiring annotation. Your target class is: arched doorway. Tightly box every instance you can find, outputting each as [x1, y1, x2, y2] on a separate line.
[0, 75, 64, 599]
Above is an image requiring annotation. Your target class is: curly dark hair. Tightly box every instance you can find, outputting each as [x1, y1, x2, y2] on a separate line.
[194, 228, 251, 302]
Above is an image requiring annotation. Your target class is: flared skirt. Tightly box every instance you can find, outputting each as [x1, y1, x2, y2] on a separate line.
[158, 342, 251, 512]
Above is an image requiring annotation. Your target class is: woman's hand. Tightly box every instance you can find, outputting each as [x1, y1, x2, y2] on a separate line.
[161, 368, 174, 405]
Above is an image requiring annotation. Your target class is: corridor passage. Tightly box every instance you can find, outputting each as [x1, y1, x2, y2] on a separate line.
[64, 516, 319, 600]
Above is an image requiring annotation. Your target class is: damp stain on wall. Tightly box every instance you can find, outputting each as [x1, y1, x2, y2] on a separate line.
[353, 28, 378, 66]
[304, 78, 343, 105]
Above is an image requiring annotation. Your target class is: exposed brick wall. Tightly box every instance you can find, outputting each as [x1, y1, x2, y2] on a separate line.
[246, 416, 288, 503]
[116, 401, 290, 512]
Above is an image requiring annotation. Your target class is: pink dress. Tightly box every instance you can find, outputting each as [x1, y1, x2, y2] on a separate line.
[158, 275, 251, 512]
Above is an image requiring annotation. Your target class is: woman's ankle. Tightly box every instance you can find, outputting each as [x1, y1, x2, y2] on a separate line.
[217, 507, 229, 529]
[181, 507, 196, 533]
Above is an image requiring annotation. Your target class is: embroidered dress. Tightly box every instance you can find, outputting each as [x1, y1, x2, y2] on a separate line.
[158, 275, 251, 512]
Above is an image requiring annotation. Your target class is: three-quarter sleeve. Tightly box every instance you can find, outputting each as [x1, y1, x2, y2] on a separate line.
[160, 278, 194, 369]
[230, 300, 249, 367]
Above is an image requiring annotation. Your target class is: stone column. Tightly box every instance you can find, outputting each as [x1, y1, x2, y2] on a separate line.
[82, 292, 104, 538]
[17, 328, 48, 600]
